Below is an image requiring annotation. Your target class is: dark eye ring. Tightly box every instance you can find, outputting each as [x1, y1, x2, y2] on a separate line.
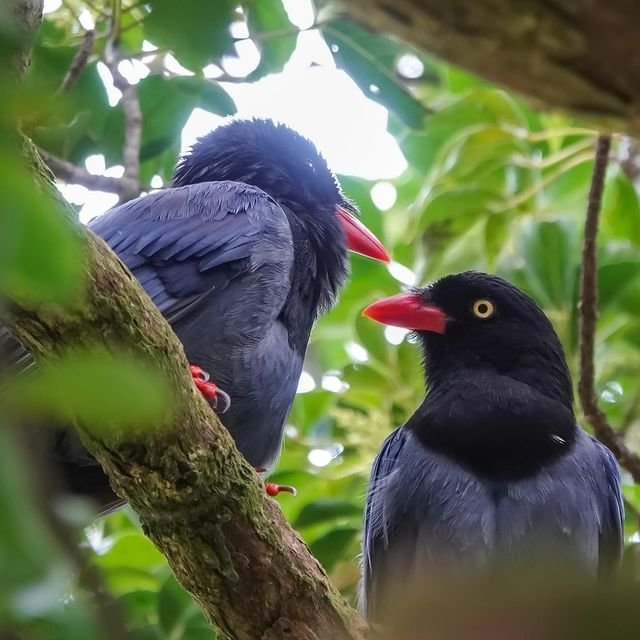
[472, 299, 495, 319]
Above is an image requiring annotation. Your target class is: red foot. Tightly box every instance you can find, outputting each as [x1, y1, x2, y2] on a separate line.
[265, 482, 297, 497]
[254, 468, 297, 497]
[189, 365, 231, 413]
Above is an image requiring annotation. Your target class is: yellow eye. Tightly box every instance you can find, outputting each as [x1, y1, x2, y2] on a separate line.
[472, 299, 495, 319]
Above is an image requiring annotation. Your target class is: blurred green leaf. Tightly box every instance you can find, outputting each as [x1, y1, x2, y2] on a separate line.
[0, 154, 83, 303]
[294, 499, 362, 529]
[96, 534, 166, 571]
[157, 574, 213, 639]
[515, 219, 578, 309]
[102, 74, 235, 167]
[601, 171, 640, 245]
[7, 349, 172, 434]
[420, 187, 498, 228]
[309, 527, 359, 572]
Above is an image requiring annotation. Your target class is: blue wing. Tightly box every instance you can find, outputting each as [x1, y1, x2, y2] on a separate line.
[360, 426, 407, 617]
[89, 180, 293, 324]
[590, 436, 624, 576]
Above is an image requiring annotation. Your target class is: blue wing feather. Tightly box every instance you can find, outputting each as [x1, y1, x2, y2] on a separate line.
[590, 436, 624, 575]
[360, 427, 407, 615]
[90, 180, 291, 323]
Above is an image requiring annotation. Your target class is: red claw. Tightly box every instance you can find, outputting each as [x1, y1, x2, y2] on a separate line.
[189, 365, 231, 413]
[265, 482, 297, 497]
[254, 468, 297, 497]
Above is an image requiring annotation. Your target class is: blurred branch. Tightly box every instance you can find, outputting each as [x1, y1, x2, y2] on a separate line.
[59, 28, 95, 93]
[38, 147, 126, 195]
[105, 1, 142, 202]
[578, 135, 640, 483]
[345, 0, 640, 137]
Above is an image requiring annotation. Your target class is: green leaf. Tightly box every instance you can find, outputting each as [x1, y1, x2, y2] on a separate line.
[601, 171, 640, 245]
[294, 500, 362, 529]
[7, 349, 173, 435]
[598, 261, 640, 311]
[309, 527, 359, 572]
[157, 575, 202, 639]
[96, 534, 166, 571]
[102, 75, 235, 167]
[116, 590, 158, 628]
[102, 567, 166, 595]
[355, 314, 389, 364]
[499, 218, 579, 311]
[398, 89, 528, 173]
[244, 0, 297, 78]
[441, 125, 524, 180]
[0, 155, 83, 303]
[323, 20, 426, 129]
[484, 214, 513, 270]
[25, 44, 110, 162]
[145, 0, 236, 69]
[421, 188, 498, 228]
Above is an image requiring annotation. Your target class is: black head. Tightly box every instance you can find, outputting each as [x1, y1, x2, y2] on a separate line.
[364, 272, 576, 479]
[364, 271, 573, 408]
[172, 119, 389, 316]
[172, 118, 347, 217]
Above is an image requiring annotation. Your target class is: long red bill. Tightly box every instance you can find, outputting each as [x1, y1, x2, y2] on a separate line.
[362, 292, 448, 334]
[336, 206, 390, 263]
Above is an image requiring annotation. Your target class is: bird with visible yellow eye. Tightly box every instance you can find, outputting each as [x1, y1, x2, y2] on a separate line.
[359, 271, 623, 623]
[471, 299, 495, 319]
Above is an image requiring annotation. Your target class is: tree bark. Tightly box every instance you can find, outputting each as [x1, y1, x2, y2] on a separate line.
[4, 2, 366, 638]
[345, 0, 640, 136]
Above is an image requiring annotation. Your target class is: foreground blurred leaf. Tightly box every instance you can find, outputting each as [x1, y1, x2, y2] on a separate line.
[0, 150, 83, 303]
[7, 348, 172, 434]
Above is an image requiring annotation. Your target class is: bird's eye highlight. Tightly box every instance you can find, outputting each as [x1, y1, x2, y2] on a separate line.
[472, 299, 495, 319]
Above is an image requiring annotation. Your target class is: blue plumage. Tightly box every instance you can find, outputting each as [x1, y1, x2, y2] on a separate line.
[360, 272, 623, 621]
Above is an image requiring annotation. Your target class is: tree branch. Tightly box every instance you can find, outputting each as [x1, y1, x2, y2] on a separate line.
[578, 135, 640, 483]
[38, 147, 127, 195]
[59, 28, 95, 93]
[3, 141, 367, 640]
[344, 0, 640, 136]
[105, 3, 142, 203]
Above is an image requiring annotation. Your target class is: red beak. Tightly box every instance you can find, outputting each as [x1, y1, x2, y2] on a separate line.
[362, 292, 448, 334]
[336, 206, 390, 263]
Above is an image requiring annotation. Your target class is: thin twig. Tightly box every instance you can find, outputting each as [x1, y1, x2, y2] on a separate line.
[59, 29, 95, 93]
[39, 148, 126, 195]
[105, 49, 142, 201]
[578, 135, 640, 483]
[105, 0, 142, 202]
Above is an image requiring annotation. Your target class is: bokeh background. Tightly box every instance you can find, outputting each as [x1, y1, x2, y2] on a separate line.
[2, 1, 640, 638]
